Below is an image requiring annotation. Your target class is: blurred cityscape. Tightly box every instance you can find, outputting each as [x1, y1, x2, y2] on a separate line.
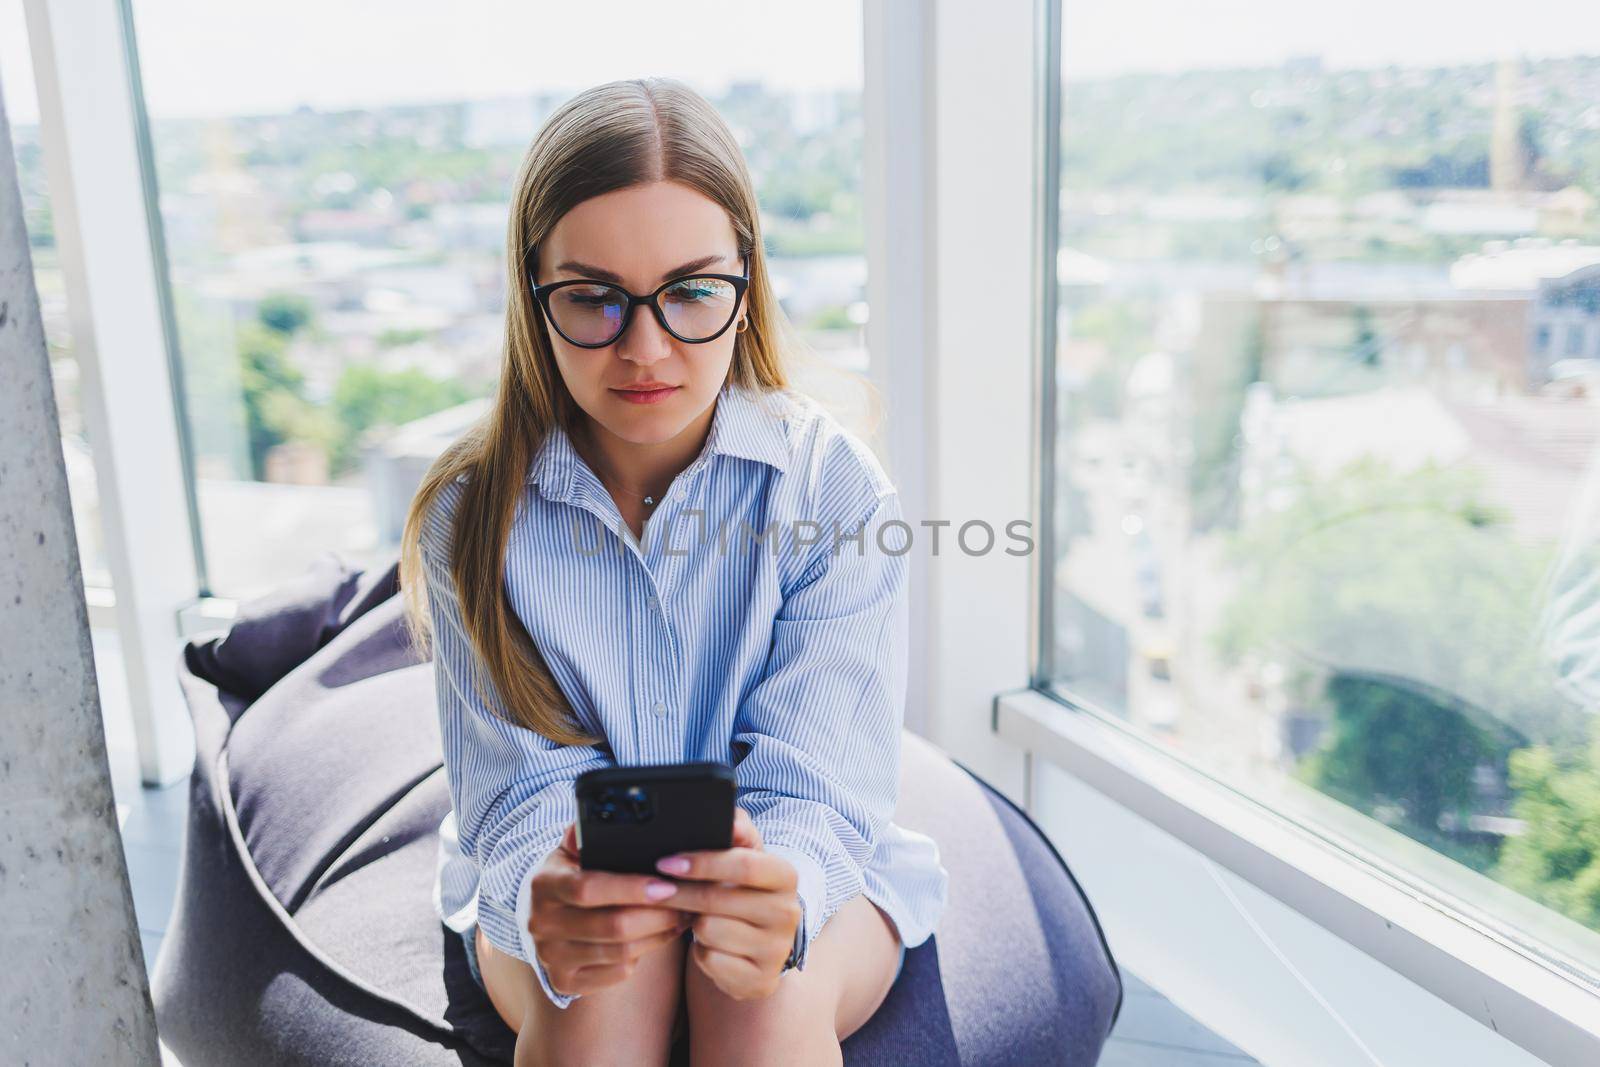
[1048, 53, 1600, 958]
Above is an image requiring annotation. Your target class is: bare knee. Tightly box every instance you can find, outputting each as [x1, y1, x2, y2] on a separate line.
[685, 950, 841, 1067]
[509, 932, 688, 1067]
[684, 893, 898, 1066]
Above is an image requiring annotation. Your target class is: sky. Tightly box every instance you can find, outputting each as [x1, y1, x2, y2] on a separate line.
[1060, 1, 1600, 79]
[3, 1, 1599, 127]
[0, 0, 863, 125]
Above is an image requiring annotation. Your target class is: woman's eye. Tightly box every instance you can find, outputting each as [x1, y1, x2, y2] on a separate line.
[665, 280, 723, 303]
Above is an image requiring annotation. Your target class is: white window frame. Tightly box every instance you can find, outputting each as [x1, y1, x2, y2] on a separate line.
[866, 0, 1600, 1063]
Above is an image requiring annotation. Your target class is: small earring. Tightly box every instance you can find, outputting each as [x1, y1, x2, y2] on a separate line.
[735, 317, 749, 333]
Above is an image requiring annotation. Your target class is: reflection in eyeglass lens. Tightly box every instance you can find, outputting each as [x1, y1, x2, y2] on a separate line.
[549, 277, 738, 344]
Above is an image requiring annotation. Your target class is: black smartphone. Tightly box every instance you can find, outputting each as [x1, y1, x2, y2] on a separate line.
[574, 761, 737, 875]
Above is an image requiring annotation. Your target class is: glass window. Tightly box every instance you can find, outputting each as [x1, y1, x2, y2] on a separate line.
[1046, 0, 1600, 978]
[126, 0, 866, 599]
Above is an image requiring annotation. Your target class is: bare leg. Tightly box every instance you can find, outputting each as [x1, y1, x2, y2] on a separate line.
[685, 893, 901, 1067]
[476, 923, 689, 1067]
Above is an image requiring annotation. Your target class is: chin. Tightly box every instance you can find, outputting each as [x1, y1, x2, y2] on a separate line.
[591, 409, 681, 445]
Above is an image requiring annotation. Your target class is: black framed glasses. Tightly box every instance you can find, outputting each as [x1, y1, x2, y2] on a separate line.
[531, 254, 750, 349]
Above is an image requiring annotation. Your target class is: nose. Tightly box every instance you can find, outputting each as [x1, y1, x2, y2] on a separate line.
[614, 300, 675, 366]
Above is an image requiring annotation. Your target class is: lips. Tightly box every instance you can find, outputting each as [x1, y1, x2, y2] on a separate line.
[610, 384, 680, 405]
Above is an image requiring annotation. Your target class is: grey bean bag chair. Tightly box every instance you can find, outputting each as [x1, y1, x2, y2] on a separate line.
[152, 554, 1121, 1065]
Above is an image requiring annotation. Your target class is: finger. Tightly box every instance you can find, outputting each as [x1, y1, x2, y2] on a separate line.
[638, 922, 692, 959]
[655, 846, 796, 891]
[731, 805, 762, 850]
[539, 844, 578, 876]
[688, 913, 779, 968]
[554, 866, 682, 909]
[555, 961, 631, 996]
[560, 821, 579, 858]
[690, 939, 768, 991]
[558, 921, 687, 967]
[656, 881, 795, 928]
[561, 902, 689, 943]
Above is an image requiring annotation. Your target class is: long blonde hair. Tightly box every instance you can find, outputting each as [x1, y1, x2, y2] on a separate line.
[400, 77, 817, 745]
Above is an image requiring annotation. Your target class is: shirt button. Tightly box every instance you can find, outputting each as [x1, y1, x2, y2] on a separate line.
[647, 595, 660, 612]
[651, 700, 668, 717]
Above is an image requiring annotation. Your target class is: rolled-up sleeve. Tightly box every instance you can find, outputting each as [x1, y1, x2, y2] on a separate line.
[420, 487, 611, 1009]
[731, 488, 910, 971]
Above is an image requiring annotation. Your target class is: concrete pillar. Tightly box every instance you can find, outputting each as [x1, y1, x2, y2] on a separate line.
[0, 72, 161, 1065]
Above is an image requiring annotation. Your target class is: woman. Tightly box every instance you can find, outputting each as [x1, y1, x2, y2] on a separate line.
[400, 76, 948, 1066]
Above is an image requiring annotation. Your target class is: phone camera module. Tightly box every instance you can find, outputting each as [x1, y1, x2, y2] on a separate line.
[589, 785, 654, 824]
[625, 785, 654, 823]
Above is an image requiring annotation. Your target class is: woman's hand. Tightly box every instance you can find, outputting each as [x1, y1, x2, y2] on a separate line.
[525, 820, 692, 998]
[653, 805, 803, 1001]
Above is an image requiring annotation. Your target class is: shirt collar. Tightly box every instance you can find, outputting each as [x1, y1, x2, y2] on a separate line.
[527, 381, 791, 503]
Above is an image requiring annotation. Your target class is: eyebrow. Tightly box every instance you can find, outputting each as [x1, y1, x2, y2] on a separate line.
[553, 253, 730, 286]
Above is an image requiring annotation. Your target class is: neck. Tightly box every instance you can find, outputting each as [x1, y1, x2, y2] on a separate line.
[574, 395, 718, 498]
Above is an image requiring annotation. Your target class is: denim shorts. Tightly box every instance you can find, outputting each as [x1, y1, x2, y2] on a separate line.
[461, 921, 486, 991]
[459, 921, 906, 994]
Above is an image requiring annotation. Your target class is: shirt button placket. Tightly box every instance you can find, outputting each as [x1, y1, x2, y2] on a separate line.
[642, 585, 672, 727]
[650, 592, 670, 718]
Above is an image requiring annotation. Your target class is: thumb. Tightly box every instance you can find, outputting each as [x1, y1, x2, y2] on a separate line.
[731, 804, 763, 850]
[560, 820, 579, 858]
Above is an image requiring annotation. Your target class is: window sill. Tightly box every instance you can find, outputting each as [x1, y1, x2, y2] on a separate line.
[993, 686, 1600, 1066]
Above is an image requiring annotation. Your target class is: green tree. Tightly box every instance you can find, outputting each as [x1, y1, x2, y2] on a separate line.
[1496, 720, 1600, 929]
[377, 327, 430, 348]
[235, 293, 338, 478]
[1215, 456, 1583, 871]
[258, 292, 314, 336]
[237, 321, 312, 479]
[329, 364, 472, 476]
[1303, 672, 1510, 842]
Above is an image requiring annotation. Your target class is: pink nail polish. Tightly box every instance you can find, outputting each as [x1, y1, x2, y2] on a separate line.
[645, 879, 678, 900]
[656, 855, 690, 874]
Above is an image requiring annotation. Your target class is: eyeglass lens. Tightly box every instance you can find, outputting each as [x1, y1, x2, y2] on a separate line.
[547, 276, 739, 345]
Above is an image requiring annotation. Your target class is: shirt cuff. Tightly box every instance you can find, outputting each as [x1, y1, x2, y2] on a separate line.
[514, 857, 578, 1009]
[762, 841, 828, 974]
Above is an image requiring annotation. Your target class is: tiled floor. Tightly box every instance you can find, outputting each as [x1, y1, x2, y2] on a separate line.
[117, 777, 187, 978]
[100, 625, 1257, 1065]
[1102, 971, 1258, 1064]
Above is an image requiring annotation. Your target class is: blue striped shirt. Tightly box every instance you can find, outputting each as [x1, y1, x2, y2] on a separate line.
[424, 380, 949, 1009]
